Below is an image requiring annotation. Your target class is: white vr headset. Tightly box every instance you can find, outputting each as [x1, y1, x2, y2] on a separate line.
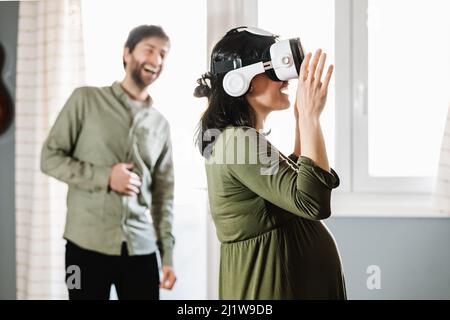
[211, 26, 305, 97]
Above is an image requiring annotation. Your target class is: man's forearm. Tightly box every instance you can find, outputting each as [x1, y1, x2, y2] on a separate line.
[41, 145, 111, 192]
[151, 204, 175, 266]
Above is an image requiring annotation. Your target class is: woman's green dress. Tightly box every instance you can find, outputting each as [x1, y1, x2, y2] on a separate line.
[205, 127, 346, 299]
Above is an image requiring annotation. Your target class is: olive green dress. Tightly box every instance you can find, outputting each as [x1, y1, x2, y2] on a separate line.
[205, 127, 346, 300]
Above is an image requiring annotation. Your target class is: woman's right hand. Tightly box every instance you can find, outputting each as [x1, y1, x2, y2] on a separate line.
[295, 49, 333, 120]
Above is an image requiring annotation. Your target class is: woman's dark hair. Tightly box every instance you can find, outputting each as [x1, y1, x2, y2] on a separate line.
[194, 27, 277, 157]
[123, 25, 170, 68]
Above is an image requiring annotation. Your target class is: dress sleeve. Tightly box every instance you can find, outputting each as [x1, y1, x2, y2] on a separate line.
[226, 129, 339, 220]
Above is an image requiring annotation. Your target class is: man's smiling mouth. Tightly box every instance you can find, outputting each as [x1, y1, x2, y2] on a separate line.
[143, 64, 158, 74]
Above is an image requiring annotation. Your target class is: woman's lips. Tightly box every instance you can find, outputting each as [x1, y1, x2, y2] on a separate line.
[280, 81, 289, 93]
[280, 85, 289, 94]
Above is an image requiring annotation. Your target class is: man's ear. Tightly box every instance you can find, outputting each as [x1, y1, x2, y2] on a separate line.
[123, 47, 130, 66]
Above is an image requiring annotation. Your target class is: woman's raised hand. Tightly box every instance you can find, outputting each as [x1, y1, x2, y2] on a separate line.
[295, 49, 333, 120]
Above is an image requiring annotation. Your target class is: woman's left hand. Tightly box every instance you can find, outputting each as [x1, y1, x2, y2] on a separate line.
[295, 49, 333, 120]
[294, 98, 299, 121]
[293, 98, 301, 157]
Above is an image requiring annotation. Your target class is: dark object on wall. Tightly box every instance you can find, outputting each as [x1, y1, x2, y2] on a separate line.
[0, 42, 14, 135]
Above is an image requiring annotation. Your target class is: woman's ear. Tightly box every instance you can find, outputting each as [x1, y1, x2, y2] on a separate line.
[245, 74, 271, 99]
[246, 78, 258, 96]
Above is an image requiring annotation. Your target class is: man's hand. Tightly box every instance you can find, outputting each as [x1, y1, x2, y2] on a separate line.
[109, 163, 142, 196]
[160, 265, 176, 290]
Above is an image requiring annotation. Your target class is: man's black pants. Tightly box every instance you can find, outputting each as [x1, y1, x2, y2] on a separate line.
[65, 240, 160, 300]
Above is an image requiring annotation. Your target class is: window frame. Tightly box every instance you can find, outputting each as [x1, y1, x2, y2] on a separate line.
[345, 0, 434, 194]
[255, 0, 438, 211]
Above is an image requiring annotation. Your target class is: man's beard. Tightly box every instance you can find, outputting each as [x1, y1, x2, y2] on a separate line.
[131, 64, 147, 89]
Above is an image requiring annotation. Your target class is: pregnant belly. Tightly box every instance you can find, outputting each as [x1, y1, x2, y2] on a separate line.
[282, 218, 344, 293]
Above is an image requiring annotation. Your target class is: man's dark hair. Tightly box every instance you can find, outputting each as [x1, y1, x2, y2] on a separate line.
[123, 25, 170, 68]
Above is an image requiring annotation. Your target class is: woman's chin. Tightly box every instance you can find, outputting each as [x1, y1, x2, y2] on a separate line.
[277, 97, 291, 110]
[271, 104, 290, 112]
[264, 96, 290, 111]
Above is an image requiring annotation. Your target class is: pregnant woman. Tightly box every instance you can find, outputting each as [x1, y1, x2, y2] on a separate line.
[194, 27, 346, 299]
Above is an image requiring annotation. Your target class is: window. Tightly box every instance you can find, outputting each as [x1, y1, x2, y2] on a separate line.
[353, 0, 450, 193]
[81, 0, 207, 299]
[258, 0, 336, 166]
[259, 0, 449, 198]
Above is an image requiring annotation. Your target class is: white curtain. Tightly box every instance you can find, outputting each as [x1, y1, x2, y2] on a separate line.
[205, 0, 258, 299]
[434, 103, 450, 215]
[15, 0, 85, 299]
